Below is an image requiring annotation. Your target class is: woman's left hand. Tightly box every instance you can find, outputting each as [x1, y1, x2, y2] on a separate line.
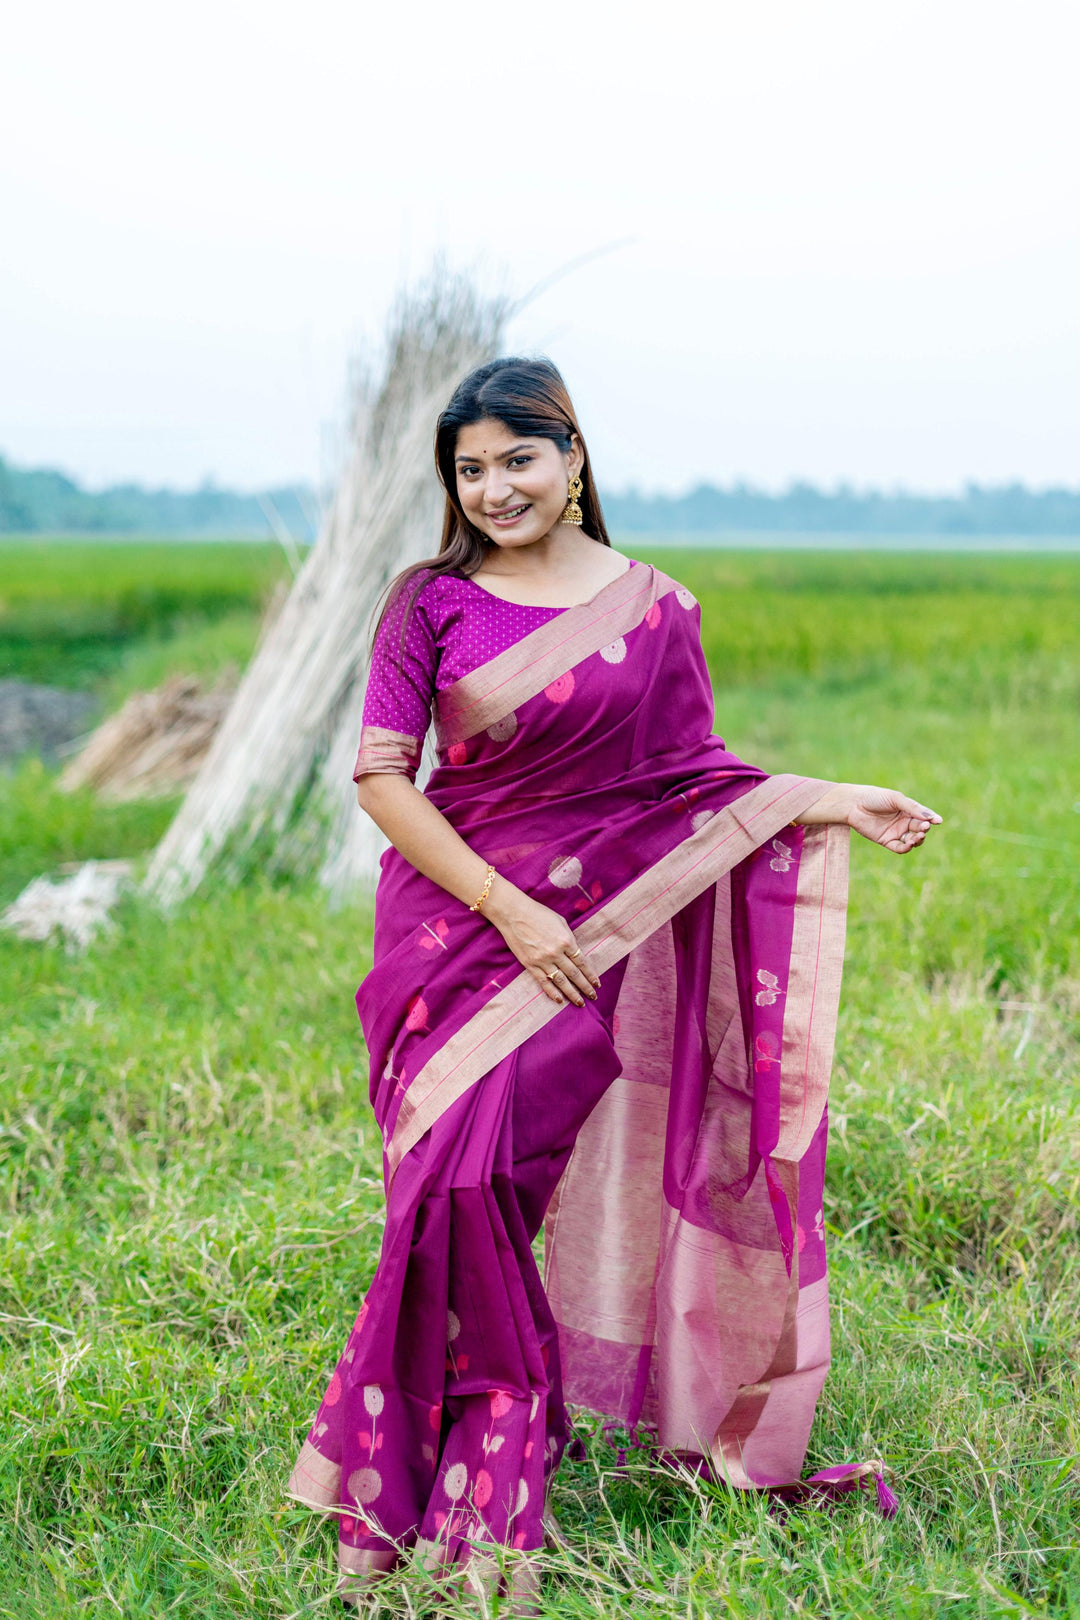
[845, 784, 943, 853]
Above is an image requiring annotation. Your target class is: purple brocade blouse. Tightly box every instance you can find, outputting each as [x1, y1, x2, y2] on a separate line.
[357, 560, 641, 781]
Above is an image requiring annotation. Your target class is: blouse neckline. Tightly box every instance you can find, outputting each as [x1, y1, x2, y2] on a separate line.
[456, 555, 637, 612]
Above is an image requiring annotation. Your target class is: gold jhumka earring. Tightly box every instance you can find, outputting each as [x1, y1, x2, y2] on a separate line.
[560, 475, 584, 526]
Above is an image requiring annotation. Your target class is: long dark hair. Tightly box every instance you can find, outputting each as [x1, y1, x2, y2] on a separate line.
[368, 357, 611, 659]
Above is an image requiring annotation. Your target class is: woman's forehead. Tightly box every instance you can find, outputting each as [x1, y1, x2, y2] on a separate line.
[455, 419, 545, 459]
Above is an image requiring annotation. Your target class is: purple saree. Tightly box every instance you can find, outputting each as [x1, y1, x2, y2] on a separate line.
[288, 558, 871, 1585]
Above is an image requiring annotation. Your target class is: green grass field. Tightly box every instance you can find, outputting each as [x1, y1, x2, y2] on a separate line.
[1, 541, 1078, 1617]
[0, 539, 286, 693]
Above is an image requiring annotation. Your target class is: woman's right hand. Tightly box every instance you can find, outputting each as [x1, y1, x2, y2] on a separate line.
[484, 878, 600, 1007]
[352, 776, 601, 1005]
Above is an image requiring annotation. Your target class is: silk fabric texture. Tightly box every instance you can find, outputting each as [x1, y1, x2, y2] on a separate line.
[288, 559, 860, 1587]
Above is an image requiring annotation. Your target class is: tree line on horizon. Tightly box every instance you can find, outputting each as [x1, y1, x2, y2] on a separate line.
[1, 452, 1078, 538]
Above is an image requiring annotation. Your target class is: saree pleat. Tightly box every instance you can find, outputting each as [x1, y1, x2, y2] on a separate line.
[288, 562, 861, 1582]
[290, 957, 633, 1571]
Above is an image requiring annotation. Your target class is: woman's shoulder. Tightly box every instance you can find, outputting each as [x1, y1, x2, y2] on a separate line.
[381, 566, 484, 653]
[386, 565, 451, 621]
[647, 560, 699, 610]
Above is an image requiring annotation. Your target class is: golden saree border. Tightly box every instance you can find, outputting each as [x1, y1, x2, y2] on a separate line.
[287, 1437, 343, 1511]
[353, 724, 424, 782]
[387, 772, 831, 1180]
[338, 1545, 399, 1582]
[776, 821, 850, 1161]
[712, 1274, 831, 1488]
[705, 1156, 801, 1472]
[288, 1444, 401, 1573]
[544, 1074, 669, 1346]
[434, 561, 681, 748]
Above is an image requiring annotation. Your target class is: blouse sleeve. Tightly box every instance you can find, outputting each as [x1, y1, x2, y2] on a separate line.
[353, 575, 439, 784]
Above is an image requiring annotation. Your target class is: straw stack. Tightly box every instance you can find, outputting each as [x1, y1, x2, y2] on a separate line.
[145, 267, 506, 908]
[59, 673, 236, 802]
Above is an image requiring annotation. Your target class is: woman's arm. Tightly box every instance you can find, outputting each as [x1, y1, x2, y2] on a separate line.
[355, 774, 600, 1008]
[355, 770, 940, 1014]
[352, 581, 599, 1007]
[795, 782, 942, 853]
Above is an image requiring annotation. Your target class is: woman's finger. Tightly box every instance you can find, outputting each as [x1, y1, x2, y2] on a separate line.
[897, 793, 942, 824]
[559, 963, 598, 1003]
[529, 965, 565, 1003]
[569, 947, 601, 988]
[559, 947, 600, 1000]
[548, 963, 588, 1007]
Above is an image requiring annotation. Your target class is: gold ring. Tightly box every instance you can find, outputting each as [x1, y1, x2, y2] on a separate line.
[547, 968, 564, 980]
[568, 947, 582, 959]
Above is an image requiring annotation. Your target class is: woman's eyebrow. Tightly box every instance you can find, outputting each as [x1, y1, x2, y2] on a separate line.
[455, 443, 535, 464]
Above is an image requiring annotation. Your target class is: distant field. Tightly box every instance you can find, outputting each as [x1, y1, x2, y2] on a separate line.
[1, 541, 1079, 1616]
[0, 538, 288, 688]
[615, 528, 1080, 552]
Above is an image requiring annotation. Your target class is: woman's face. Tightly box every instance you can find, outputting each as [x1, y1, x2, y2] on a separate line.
[454, 417, 585, 549]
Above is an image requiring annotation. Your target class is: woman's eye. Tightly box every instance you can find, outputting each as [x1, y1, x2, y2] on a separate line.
[508, 456, 531, 468]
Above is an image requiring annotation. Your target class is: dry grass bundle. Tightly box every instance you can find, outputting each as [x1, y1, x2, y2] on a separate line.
[146, 265, 507, 908]
[59, 672, 236, 802]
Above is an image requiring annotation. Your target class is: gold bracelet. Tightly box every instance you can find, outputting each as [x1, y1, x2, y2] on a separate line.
[468, 863, 497, 913]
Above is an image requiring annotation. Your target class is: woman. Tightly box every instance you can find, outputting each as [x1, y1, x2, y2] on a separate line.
[288, 358, 941, 1607]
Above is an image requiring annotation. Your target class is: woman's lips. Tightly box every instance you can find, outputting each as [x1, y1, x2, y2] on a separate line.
[488, 503, 531, 527]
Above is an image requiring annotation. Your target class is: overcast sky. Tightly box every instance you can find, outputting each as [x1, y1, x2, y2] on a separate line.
[1, 0, 1077, 495]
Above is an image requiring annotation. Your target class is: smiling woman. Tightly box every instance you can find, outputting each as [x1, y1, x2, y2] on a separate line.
[286, 358, 941, 1612]
[453, 424, 587, 555]
[441, 364, 608, 605]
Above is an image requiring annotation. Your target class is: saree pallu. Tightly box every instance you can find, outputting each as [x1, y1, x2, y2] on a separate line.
[288, 562, 864, 1583]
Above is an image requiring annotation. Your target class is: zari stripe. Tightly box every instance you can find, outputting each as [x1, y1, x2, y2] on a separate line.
[387, 773, 836, 1179]
[776, 822, 850, 1161]
[353, 724, 424, 782]
[434, 562, 679, 748]
[287, 1438, 343, 1510]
